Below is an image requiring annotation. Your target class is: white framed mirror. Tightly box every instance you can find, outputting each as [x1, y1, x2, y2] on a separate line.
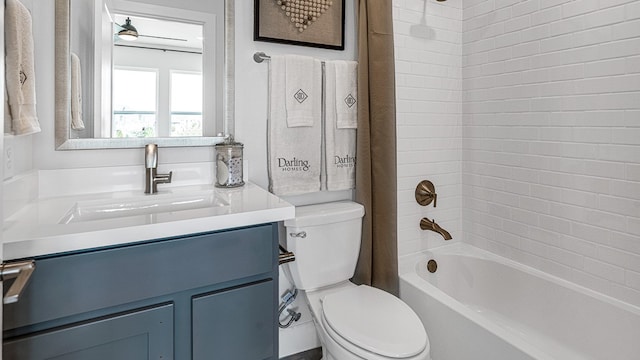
[54, 0, 234, 150]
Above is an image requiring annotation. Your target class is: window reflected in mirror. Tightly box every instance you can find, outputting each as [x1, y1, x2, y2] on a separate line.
[70, 4, 205, 139]
[170, 71, 203, 137]
[110, 15, 203, 138]
[112, 68, 157, 137]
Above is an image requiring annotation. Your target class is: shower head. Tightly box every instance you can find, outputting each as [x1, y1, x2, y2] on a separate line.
[410, 0, 436, 39]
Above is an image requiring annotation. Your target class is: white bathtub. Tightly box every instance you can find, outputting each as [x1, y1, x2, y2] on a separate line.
[399, 243, 640, 360]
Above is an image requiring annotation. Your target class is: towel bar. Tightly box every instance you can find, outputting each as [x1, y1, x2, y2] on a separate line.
[278, 244, 296, 265]
[253, 51, 327, 65]
[253, 51, 270, 63]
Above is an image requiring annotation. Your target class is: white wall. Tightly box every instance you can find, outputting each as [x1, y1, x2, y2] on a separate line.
[394, 0, 640, 309]
[393, 0, 463, 256]
[462, 0, 640, 307]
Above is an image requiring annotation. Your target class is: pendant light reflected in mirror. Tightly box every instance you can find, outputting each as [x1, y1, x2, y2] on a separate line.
[117, 17, 138, 41]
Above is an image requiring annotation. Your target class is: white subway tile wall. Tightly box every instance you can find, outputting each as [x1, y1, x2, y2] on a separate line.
[462, 0, 640, 306]
[394, 0, 640, 308]
[394, 0, 463, 256]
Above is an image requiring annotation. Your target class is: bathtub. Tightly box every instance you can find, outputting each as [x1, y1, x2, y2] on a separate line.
[399, 243, 640, 360]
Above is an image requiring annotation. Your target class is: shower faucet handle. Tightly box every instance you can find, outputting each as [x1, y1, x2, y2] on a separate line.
[415, 180, 437, 207]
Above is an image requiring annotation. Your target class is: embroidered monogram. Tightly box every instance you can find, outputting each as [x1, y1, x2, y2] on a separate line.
[19, 70, 27, 85]
[294, 89, 309, 103]
[344, 94, 356, 108]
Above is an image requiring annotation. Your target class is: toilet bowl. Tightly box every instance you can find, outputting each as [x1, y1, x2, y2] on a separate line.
[284, 201, 431, 360]
[308, 282, 431, 360]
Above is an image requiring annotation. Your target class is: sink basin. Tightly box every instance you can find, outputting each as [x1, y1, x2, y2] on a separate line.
[59, 191, 229, 224]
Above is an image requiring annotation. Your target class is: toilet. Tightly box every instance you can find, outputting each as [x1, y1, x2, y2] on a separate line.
[283, 201, 431, 360]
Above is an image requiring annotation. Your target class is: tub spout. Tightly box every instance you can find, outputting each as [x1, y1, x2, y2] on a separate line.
[420, 217, 452, 240]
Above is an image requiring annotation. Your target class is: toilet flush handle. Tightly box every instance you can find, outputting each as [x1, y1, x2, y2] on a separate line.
[289, 231, 307, 238]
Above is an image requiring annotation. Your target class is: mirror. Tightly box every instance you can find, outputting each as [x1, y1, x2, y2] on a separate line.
[55, 0, 234, 149]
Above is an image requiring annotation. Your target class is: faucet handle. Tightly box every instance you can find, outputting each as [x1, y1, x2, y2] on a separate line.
[145, 144, 158, 169]
[156, 171, 173, 183]
[415, 180, 437, 207]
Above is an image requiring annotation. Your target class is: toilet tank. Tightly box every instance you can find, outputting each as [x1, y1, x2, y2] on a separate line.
[284, 201, 365, 291]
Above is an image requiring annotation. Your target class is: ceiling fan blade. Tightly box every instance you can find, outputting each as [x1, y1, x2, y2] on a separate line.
[137, 34, 188, 42]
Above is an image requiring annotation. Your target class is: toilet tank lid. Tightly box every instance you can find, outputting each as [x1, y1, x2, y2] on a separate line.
[284, 201, 365, 228]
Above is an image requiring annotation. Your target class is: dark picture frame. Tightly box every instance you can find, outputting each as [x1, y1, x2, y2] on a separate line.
[254, 0, 346, 50]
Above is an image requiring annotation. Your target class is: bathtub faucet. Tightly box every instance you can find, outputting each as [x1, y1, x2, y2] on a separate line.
[420, 217, 452, 240]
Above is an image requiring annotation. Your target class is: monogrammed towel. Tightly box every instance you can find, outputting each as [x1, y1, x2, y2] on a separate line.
[5, 0, 40, 135]
[268, 55, 322, 195]
[285, 55, 319, 127]
[334, 60, 358, 129]
[325, 61, 356, 191]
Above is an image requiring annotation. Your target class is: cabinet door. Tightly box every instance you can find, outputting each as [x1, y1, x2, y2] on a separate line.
[4, 304, 173, 360]
[193, 280, 275, 360]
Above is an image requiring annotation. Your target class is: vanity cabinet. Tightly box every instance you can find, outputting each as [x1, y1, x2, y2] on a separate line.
[3, 223, 279, 360]
[4, 304, 174, 359]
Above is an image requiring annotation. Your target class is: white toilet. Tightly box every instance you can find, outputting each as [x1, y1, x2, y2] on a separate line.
[283, 201, 431, 360]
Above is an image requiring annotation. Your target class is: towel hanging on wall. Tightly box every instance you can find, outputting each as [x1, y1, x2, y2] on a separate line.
[325, 60, 357, 191]
[334, 60, 358, 129]
[284, 55, 318, 127]
[5, 0, 40, 135]
[268, 55, 322, 195]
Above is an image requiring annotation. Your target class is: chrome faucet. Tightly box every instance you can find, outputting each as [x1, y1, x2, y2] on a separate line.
[420, 217, 452, 240]
[144, 144, 172, 194]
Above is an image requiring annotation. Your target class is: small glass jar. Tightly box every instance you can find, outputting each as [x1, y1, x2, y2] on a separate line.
[215, 136, 244, 188]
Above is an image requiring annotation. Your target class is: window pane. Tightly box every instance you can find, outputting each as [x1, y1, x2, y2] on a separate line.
[171, 72, 202, 112]
[171, 72, 202, 136]
[112, 114, 156, 138]
[171, 114, 202, 137]
[113, 69, 157, 111]
[112, 69, 157, 138]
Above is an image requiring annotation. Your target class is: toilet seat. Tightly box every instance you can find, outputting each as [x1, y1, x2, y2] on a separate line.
[321, 285, 428, 359]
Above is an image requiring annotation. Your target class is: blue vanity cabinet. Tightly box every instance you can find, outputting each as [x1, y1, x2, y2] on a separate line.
[193, 280, 275, 359]
[3, 223, 280, 360]
[4, 304, 174, 360]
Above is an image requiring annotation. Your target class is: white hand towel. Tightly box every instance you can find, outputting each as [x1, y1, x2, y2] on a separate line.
[268, 55, 322, 195]
[70, 53, 85, 130]
[285, 55, 318, 127]
[325, 61, 356, 191]
[334, 60, 358, 129]
[5, 0, 40, 135]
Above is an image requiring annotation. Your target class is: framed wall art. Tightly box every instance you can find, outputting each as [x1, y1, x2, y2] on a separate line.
[254, 0, 346, 50]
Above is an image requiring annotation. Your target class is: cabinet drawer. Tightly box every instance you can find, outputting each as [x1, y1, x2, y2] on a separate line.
[192, 280, 276, 360]
[4, 303, 173, 360]
[5, 224, 276, 331]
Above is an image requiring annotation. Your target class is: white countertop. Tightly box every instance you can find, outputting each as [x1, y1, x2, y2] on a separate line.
[4, 182, 295, 260]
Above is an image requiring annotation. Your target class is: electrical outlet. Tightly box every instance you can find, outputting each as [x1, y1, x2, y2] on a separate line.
[4, 144, 14, 179]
